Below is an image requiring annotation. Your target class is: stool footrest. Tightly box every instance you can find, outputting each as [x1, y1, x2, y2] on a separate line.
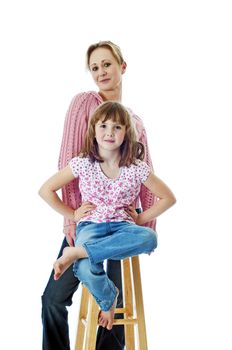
[114, 307, 126, 313]
[113, 318, 138, 325]
[81, 316, 137, 326]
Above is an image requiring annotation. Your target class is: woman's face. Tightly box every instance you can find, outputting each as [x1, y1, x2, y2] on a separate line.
[89, 47, 126, 93]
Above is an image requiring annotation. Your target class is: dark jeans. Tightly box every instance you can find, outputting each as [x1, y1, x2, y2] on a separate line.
[41, 238, 125, 350]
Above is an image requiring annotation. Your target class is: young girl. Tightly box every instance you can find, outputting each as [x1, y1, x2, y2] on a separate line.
[39, 101, 176, 331]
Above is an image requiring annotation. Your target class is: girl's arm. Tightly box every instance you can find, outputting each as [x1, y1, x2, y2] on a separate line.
[136, 173, 176, 226]
[39, 166, 76, 221]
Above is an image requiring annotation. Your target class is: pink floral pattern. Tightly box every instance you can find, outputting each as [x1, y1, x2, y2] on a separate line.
[69, 157, 151, 224]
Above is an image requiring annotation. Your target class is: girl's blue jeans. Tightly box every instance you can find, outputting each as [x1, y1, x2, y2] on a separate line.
[73, 221, 157, 311]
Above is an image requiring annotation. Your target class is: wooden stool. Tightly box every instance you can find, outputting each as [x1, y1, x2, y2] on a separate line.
[75, 256, 148, 350]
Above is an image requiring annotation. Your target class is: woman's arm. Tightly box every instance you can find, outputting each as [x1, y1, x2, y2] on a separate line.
[39, 166, 76, 221]
[136, 173, 176, 226]
[131, 113, 157, 229]
[59, 92, 100, 227]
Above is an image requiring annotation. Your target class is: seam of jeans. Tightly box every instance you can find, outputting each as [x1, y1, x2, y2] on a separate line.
[100, 281, 117, 311]
[82, 242, 95, 265]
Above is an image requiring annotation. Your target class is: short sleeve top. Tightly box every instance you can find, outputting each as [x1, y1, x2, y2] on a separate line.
[69, 157, 151, 224]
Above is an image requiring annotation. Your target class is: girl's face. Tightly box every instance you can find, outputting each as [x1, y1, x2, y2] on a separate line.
[89, 48, 126, 93]
[95, 118, 126, 154]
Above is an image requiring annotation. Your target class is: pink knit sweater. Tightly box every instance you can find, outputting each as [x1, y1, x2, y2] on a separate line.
[59, 91, 156, 229]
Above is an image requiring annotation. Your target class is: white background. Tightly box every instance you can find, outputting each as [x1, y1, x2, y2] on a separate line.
[0, 1, 232, 349]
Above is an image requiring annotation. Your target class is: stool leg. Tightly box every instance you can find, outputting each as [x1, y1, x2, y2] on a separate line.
[123, 259, 135, 350]
[132, 256, 148, 350]
[75, 257, 149, 350]
[85, 293, 99, 350]
[75, 286, 89, 350]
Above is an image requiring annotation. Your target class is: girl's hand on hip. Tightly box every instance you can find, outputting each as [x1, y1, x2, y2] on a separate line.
[74, 202, 97, 222]
[125, 205, 138, 223]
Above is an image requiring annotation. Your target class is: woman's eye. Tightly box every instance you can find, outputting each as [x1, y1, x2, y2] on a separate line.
[100, 124, 106, 128]
[116, 125, 122, 130]
[104, 62, 111, 67]
[92, 66, 98, 72]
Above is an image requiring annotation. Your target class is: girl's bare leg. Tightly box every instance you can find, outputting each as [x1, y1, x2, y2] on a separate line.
[98, 288, 119, 330]
[53, 246, 88, 280]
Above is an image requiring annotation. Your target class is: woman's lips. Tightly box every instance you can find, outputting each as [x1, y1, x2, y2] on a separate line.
[99, 78, 110, 83]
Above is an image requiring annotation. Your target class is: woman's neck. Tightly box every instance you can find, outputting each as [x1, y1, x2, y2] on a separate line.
[99, 85, 122, 102]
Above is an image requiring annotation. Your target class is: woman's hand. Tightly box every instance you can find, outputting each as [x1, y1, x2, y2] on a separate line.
[63, 202, 96, 246]
[74, 202, 97, 222]
[63, 224, 76, 246]
[125, 205, 139, 223]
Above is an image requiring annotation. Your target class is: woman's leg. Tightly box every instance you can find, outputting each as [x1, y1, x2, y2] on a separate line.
[96, 259, 125, 350]
[41, 238, 80, 350]
[42, 235, 124, 349]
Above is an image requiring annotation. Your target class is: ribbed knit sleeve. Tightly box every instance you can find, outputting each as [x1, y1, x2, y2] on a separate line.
[129, 110, 157, 230]
[58, 91, 102, 227]
[139, 126, 157, 230]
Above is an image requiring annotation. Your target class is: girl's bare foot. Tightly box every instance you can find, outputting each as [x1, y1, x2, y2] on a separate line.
[53, 246, 87, 280]
[98, 288, 119, 330]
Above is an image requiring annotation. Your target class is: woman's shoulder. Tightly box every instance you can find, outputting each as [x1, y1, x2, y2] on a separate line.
[67, 91, 102, 118]
[126, 106, 143, 123]
[71, 91, 102, 105]
[126, 107, 145, 140]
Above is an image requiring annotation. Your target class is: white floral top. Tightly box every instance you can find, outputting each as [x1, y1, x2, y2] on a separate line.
[69, 157, 151, 224]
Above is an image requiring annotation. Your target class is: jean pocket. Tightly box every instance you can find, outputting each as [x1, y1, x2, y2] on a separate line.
[77, 221, 92, 228]
[76, 221, 92, 234]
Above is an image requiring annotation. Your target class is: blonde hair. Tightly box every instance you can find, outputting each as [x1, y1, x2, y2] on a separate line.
[86, 41, 125, 68]
[80, 101, 144, 167]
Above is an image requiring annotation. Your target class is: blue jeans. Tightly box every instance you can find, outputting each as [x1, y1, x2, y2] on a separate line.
[41, 238, 125, 350]
[73, 221, 157, 311]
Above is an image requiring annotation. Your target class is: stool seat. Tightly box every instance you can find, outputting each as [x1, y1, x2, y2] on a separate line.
[75, 256, 148, 350]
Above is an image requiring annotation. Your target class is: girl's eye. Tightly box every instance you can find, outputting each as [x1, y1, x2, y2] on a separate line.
[91, 66, 98, 72]
[100, 124, 106, 128]
[104, 62, 111, 67]
[116, 125, 122, 130]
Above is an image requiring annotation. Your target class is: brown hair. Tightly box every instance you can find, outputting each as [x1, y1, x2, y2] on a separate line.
[80, 101, 144, 167]
[86, 41, 125, 68]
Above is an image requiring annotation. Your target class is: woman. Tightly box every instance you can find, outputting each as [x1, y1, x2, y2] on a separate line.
[41, 41, 156, 350]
